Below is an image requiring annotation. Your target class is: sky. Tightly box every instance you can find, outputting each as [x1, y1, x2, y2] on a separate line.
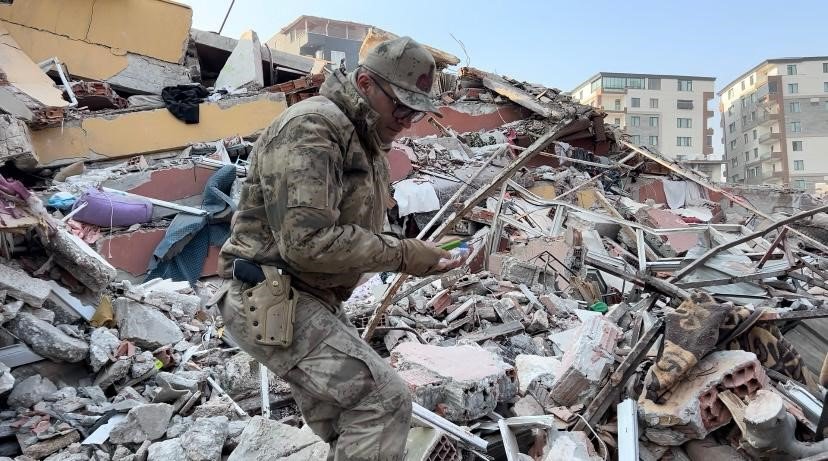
[177, 0, 827, 157]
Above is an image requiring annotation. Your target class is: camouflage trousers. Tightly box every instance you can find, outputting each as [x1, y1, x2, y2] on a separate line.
[219, 280, 412, 461]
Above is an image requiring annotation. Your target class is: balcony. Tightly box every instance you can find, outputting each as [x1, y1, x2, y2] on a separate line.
[758, 112, 780, 127]
[762, 169, 785, 180]
[759, 132, 780, 144]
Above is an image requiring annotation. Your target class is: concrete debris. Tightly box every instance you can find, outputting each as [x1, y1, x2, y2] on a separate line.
[390, 342, 516, 422]
[227, 416, 329, 461]
[114, 298, 184, 349]
[6, 312, 89, 362]
[0, 4, 825, 461]
[110, 403, 175, 444]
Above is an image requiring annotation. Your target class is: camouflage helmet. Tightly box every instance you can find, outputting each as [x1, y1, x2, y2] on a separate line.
[360, 36, 441, 116]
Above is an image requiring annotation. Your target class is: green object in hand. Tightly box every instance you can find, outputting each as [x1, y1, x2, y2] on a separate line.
[438, 239, 465, 250]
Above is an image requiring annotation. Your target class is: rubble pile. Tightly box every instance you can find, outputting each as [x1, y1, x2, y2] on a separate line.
[0, 1, 827, 460]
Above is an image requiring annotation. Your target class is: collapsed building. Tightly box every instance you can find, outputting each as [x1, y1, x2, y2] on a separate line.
[0, 2, 827, 460]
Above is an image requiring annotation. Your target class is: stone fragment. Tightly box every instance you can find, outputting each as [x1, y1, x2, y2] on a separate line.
[0, 363, 13, 394]
[0, 263, 51, 307]
[0, 300, 23, 323]
[542, 430, 601, 461]
[18, 430, 80, 459]
[639, 350, 768, 445]
[6, 312, 89, 362]
[131, 351, 157, 378]
[227, 416, 329, 461]
[154, 372, 199, 403]
[219, 352, 270, 398]
[89, 328, 121, 372]
[114, 298, 183, 349]
[515, 354, 562, 395]
[143, 290, 201, 321]
[112, 445, 134, 461]
[513, 395, 545, 417]
[180, 416, 228, 461]
[526, 309, 550, 333]
[147, 438, 186, 461]
[110, 403, 174, 444]
[390, 343, 516, 422]
[224, 420, 248, 451]
[95, 358, 132, 389]
[545, 316, 620, 407]
[8, 374, 57, 408]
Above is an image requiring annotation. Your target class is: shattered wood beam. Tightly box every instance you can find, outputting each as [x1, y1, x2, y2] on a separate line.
[756, 228, 788, 269]
[669, 204, 828, 283]
[360, 146, 505, 341]
[362, 123, 569, 341]
[575, 318, 664, 430]
[585, 254, 691, 301]
[621, 140, 828, 254]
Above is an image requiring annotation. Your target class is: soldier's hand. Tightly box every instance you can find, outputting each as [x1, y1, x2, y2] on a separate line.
[399, 239, 450, 276]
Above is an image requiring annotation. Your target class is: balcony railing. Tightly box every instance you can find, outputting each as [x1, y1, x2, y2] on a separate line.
[759, 132, 780, 144]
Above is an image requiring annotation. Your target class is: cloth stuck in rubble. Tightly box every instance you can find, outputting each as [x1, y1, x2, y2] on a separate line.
[161, 84, 210, 124]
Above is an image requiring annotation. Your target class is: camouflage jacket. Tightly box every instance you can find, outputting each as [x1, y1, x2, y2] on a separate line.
[218, 70, 403, 305]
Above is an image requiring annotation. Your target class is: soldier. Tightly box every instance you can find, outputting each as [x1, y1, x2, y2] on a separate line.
[216, 37, 463, 460]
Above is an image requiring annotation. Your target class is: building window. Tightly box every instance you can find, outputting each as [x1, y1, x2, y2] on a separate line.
[649, 116, 658, 127]
[677, 118, 692, 129]
[787, 83, 799, 94]
[631, 97, 640, 108]
[793, 140, 803, 151]
[614, 99, 621, 110]
[744, 133, 748, 144]
[794, 160, 804, 171]
[751, 111, 756, 121]
[787, 64, 797, 75]
[614, 117, 621, 125]
[795, 179, 806, 189]
[728, 88, 734, 99]
[579, 90, 584, 100]
[741, 97, 746, 109]
[648, 78, 661, 90]
[731, 158, 738, 167]
[742, 115, 748, 126]
[631, 116, 640, 127]
[649, 136, 658, 145]
[790, 121, 801, 132]
[744, 151, 750, 161]
[750, 93, 756, 103]
[677, 100, 693, 110]
[753, 148, 758, 158]
[603, 77, 643, 89]
[728, 122, 735, 133]
[741, 81, 746, 90]
[677, 137, 692, 146]
[678, 79, 693, 91]
[631, 135, 641, 145]
[706, 135, 713, 147]
[789, 101, 801, 112]
[727, 105, 734, 115]
[824, 82, 828, 92]
[769, 81, 778, 93]
[730, 140, 737, 150]
[650, 98, 658, 108]
[824, 63, 828, 73]
[753, 129, 757, 140]
[591, 79, 601, 92]
[750, 75, 754, 85]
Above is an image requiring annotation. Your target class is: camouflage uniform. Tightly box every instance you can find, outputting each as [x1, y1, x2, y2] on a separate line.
[217, 60, 426, 459]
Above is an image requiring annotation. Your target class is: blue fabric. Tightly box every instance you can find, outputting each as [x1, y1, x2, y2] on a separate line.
[146, 165, 236, 285]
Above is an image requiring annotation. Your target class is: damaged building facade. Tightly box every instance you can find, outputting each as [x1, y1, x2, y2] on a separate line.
[0, 2, 827, 461]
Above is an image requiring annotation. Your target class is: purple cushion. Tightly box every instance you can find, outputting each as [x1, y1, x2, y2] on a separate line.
[72, 188, 153, 227]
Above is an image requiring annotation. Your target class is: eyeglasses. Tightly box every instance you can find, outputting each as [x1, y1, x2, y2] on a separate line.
[369, 75, 426, 123]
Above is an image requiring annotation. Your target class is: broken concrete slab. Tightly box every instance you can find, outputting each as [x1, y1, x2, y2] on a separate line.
[0, 362, 13, 394]
[0, 0, 192, 94]
[219, 352, 273, 399]
[88, 328, 120, 372]
[639, 350, 768, 445]
[44, 229, 117, 293]
[0, 263, 51, 307]
[6, 312, 89, 363]
[114, 298, 184, 350]
[179, 416, 229, 461]
[7, 374, 56, 408]
[214, 30, 264, 91]
[0, 23, 68, 115]
[515, 354, 562, 395]
[18, 429, 80, 460]
[543, 316, 621, 407]
[110, 403, 174, 444]
[390, 342, 516, 422]
[25, 92, 287, 169]
[0, 115, 35, 164]
[147, 438, 186, 461]
[227, 416, 329, 461]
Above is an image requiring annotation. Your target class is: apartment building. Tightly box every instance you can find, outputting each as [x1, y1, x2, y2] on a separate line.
[572, 73, 716, 167]
[267, 15, 371, 71]
[720, 57, 828, 192]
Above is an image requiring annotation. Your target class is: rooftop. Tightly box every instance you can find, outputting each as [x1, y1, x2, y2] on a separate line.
[718, 56, 828, 95]
[573, 71, 715, 93]
[278, 14, 373, 34]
